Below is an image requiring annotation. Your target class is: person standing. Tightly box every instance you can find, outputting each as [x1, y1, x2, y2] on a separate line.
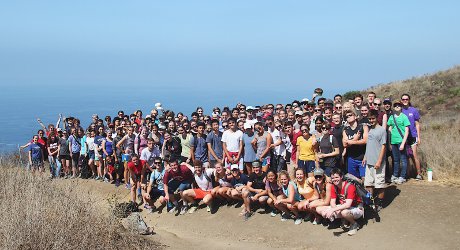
[363, 110, 386, 211]
[343, 110, 368, 180]
[221, 118, 244, 171]
[387, 101, 410, 184]
[401, 94, 422, 180]
[28, 135, 44, 172]
[206, 119, 223, 168]
[190, 122, 209, 168]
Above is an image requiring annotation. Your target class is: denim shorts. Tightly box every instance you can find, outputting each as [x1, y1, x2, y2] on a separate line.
[297, 160, 315, 173]
[122, 154, 131, 163]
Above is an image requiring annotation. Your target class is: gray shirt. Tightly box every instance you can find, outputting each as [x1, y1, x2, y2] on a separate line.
[365, 125, 386, 166]
[206, 131, 223, 161]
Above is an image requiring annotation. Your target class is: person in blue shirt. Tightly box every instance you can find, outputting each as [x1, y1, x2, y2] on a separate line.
[28, 135, 44, 172]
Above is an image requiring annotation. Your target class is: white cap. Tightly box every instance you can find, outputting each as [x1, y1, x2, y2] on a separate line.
[243, 123, 252, 129]
[295, 110, 304, 116]
[301, 98, 309, 103]
[155, 102, 162, 107]
[230, 164, 239, 170]
[246, 106, 255, 111]
[156, 106, 163, 110]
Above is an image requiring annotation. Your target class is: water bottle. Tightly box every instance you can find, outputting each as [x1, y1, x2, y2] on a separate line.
[427, 168, 433, 182]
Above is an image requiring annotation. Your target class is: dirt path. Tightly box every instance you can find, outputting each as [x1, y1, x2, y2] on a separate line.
[64, 179, 460, 250]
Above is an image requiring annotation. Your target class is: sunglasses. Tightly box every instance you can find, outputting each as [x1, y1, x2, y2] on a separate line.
[315, 175, 323, 179]
[335, 106, 342, 109]
[401, 98, 410, 101]
[314, 109, 321, 111]
[154, 162, 161, 164]
[321, 127, 328, 130]
[301, 129, 309, 132]
[346, 114, 354, 118]
[374, 103, 381, 106]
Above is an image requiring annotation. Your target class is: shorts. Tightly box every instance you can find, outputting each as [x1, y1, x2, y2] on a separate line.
[225, 151, 243, 170]
[71, 152, 80, 166]
[149, 189, 166, 201]
[122, 154, 131, 163]
[88, 150, 95, 160]
[410, 137, 419, 147]
[297, 160, 315, 173]
[347, 157, 365, 178]
[364, 164, 386, 189]
[130, 174, 141, 184]
[319, 162, 333, 177]
[59, 155, 71, 161]
[336, 206, 364, 220]
[167, 180, 191, 194]
[31, 159, 44, 169]
[193, 189, 211, 199]
[260, 157, 270, 166]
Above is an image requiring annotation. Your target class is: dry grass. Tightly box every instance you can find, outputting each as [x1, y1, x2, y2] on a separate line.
[0, 157, 160, 250]
[418, 116, 460, 184]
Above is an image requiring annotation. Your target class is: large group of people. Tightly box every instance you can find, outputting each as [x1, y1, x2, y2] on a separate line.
[21, 89, 422, 236]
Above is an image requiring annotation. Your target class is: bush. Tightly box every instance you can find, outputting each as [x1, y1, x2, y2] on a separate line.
[342, 90, 362, 101]
[0, 159, 160, 250]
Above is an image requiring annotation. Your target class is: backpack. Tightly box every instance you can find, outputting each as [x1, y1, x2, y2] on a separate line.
[341, 173, 371, 206]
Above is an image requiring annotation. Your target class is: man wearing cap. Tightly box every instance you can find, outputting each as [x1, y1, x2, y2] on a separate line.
[245, 106, 258, 126]
[343, 110, 368, 180]
[207, 119, 223, 168]
[293, 111, 303, 130]
[241, 161, 267, 220]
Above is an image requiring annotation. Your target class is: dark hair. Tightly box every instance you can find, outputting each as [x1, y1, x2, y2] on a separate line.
[227, 117, 236, 123]
[330, 168, 343, 177]
[196, 122, 205, 128]
[266, 170, 278, 179]
[265, 115, 274, 122]
[193, 159, 203, 167]
[191, 112, 199, 117]
[368, 109, 379, 118]
[284, 120, 293, 126]
[210, 119, 219, 125]
[334, 94, 342, 99]
[354, 94, 363, 100]
[315, 117, 324, 123]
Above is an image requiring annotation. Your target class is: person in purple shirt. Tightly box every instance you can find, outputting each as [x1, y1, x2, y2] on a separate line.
[401, 94, 422, 180]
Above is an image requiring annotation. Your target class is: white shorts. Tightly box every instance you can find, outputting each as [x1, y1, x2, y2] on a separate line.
[336, 206, 364, 220]
[364, 164, 386, 189]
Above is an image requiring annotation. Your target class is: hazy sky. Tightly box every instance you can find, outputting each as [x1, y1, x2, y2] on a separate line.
[1, 1, 459, 94]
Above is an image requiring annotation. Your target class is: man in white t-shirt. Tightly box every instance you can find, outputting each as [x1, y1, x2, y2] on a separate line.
[180, 160, 215, 214]
[221, 118, 244, 171]
[266, 115, 286, 172]
[140, 138, 161, 173]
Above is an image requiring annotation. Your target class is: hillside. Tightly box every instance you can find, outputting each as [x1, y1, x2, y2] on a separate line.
[365, 65, 460, 117]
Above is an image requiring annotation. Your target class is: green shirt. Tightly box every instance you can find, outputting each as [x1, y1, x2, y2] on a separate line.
[387, 113, 410, 145]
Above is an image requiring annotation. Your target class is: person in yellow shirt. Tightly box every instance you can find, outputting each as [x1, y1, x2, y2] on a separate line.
[296, 124, 317, 177]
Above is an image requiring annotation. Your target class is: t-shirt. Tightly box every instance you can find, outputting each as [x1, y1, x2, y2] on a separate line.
[296, 136, 315, 161]
[190, 134, 208, 162]
[332, 125, 344, 155]
[123, 134, 136, 154]
[242, 133, 256, 163]
[206, 131, 223, 160]
[163, 164, 194, 184]
[127, 160, 146, 176]
[265, 180, 282, 196]
[58, 138, 70, 156]
[268, 128, 285, 156]
[248, 172, 266, 190]
[228, 174, 249, 187]
[402, 106, 420, 138]
[319, 134, 339, 167]
[68, 135, 81, 154]
[28, 143, 42, 160]
[330, 181, 362, 207]
[112, 136, 123, 156]
[80, 136, 87, 155]
[86, 137, 95, 151]
[140, 146, 161, 167]
[94, 135, 105, 154]
[365, 126, 386, 166]
[47, 137, 59, 156]
[290, 130, 302, 162]
[150, 168, 165, 191]
[194, 168, 214, 191]
[221, 129, 243, 152]
[387, 113, 410, 145]
[179, 133, 193, 158]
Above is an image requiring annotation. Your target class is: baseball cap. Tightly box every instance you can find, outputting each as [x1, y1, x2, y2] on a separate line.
[393, 101, 403, 107]
[383, 98, 392, 104]
[252, 161, 261, 168]
[325, 99, 334, 104]
[295, 110, 303, 116]
[301, 98, 310, 104]
[230, 164, 239, 170]
[243, 123, 252, 129]
[246, 106, 255, 111]
[313, 168, 325, 177]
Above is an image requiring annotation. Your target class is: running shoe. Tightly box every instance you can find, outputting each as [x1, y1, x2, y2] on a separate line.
[115, 180, 120, 187]
[168, 206, 177, 214]
[270, 211, 277, 217]
[416, 174, 423, 180]
[347, 222, 359, 236]
[104, 177, 109, 183]
[125, 183, 131, 189]
[395, 177, 406, 184]
[180, 205, 189, 215]
[312, 218, 321, 225]
[294, 217, 303, 225]
[95, 176, 101, 181]
[243, 211, 252, 221]
[188, 206, 198, 214]
[341, 219, 350, 230]
[206, 205, 211, 212]
[390, 175, 398, 183]
[281, 213, 289, 222]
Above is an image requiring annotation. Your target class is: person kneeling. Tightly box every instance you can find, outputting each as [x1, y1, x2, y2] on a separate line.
[318, 168, 363, 236]
[241, 161, 268, 221]
[143, 157, 166, 213]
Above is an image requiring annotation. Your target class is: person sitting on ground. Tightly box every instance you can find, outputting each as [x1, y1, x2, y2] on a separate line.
[210, 162, 233, 205]
[295, 168, 317, 221]
[305, 168, 332, 225]
[104, 155, 115, 182]
[241, 161, 268, 221]
[226, 164, 249, 204]
[163, 158, 194, 213]
[181, 160, 215, 214]
[143, 157, 167, 213]
[265, 170, 283, 217]
[127, 154, 147, 204]
[319, 168, 363, 236]
[274, 170, 303, 225]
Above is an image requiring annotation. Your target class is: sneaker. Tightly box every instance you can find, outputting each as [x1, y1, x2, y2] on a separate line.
[206, 205, 211, 213]
[416, 174, 423, 180]
[115, 180, 120, 187]
[312, 218, 321, 225]
[270, 211, 277, 217]
[304, 213, 312, 222]
[126, 183, 131, 189]
[243, 211, 252, 221]
[347, 222, 359, 236]
[144, 204, 152, 210]
[390, 175, 398, 183]
[188, 206, 198, 214]
[169, 206, 177, 214]
[95, 176, 101, 180]
[294, 218, 303, 225]
[180, 205, 189, 215]
[64, 175, 68, 179]
[281, 213, 289, 222]
[70, 175, 76, 179]
[395, 177, 406, 184]
[78, 173, 82, 178]
[104, 177, 109, 183]
[341, 219, 350, 230]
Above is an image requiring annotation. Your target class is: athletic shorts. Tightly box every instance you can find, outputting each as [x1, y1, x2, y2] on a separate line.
[31, 159, 44, 169]
[336, 206, 364, 220]
[297, 160, 315, 173]
[347, 157, 365, 178]
[364, 164, 386, 189]
[59, 155, 71, 161]
[149, 189, 166, 201]
[88, 150, 95, 160]
[225, 151, 243, 170]
[193, 189, 211, 199]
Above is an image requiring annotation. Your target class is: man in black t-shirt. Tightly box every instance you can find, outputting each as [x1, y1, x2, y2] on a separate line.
[241, 161, 267, 221]
[343, 110, 368, 180]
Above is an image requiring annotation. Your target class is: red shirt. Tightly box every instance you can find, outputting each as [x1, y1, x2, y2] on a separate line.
[163, 164, 194, 185]
[330, 181, 362, 207]
[127, 160, 146, 176]
[290, 130, 302, 161]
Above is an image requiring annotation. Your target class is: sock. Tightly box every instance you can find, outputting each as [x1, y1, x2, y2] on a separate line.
[183, 201, 189, 206]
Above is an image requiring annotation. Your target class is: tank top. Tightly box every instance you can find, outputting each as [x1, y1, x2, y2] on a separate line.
[242, 133, 256, 162]
[136, 136, 149, 155]
[344, 124, 365, 160]
[255, 131, 268, 159]
[282, 181, 301, 201]
[296, 178, 315, 200]
[104, 139, 113, 156]
[179, 133, 193, 158]
[124, 134, 135, 154]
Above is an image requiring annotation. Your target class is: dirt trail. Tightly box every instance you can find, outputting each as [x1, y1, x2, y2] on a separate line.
[63, 179, 460, 250]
